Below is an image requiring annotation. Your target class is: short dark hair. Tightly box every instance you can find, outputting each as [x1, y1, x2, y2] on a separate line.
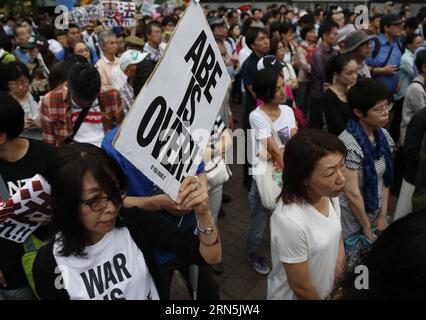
[280, 129, 347, 205]
[145, 21, 162, 37]
[415, 49, 426, 75]
[319, 21, 339, 39]
[347, 78, 391, 116]
[67, 23, 80, 33]
[44, 143, 127, 257]
[333, 209, 426, 299]
[269, 21, 282, 35]
[245, 27, 268, 50]
[227, 9, 238, 19]
[0, 61, 30, 92]
[132, 58, 157, 96]
[404, 17, 419, 30]
[300, 25, 315, 40]
[253, 8, 262, 14]
[67, 63, 101, 102]
[49, 54, 87, 90]
[0, 92, 25, 139]
[161, 15, 178, 28]
[404, 32, 421, 48]
[278, 22, 295, 35]
[37, 23, 55, 40]
[298, 14, 315, 27]
[252, 68, 281, 104]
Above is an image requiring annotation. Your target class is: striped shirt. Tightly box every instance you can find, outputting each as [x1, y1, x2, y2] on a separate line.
[338, 128, 394, 240]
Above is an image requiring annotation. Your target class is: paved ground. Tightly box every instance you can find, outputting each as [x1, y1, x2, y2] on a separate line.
[170, 149, 269, 300]
[170, 103, 397, 300]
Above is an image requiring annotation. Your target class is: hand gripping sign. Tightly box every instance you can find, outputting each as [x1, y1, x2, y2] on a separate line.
[113, 0, 231, 200]
[0, 174, 51, 243]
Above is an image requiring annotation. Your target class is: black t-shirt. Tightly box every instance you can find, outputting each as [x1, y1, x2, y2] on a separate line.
[0, 138, 55, 290]
[241, 52, 261, 124]
[321, 89, 352, 136]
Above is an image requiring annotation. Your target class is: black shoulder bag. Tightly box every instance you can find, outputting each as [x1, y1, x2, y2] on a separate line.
[64, 107, 91, 144]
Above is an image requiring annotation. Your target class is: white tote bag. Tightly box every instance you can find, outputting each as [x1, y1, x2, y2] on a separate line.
[252, 108, 283, 211]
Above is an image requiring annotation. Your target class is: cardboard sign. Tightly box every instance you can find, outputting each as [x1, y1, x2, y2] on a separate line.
[0, 175, 51, 243]
[101, 1, 136, 27]
[114, 1, 231, 200]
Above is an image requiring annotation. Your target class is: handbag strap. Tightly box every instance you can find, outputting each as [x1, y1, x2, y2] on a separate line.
[64, 106, 91, 144]
[254, 107, 284, 150]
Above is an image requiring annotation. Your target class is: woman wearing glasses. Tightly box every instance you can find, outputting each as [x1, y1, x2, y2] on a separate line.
[32, 143, 221, 300]
[0, 61, 41, 140]
[70, 41, 94, 65]
[338, 78, 394, 271]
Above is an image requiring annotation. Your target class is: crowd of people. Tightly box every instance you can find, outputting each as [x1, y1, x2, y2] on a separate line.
[1, 1, 426, 300]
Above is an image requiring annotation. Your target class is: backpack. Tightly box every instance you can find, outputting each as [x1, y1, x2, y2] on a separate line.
[22, 235, 48, 299]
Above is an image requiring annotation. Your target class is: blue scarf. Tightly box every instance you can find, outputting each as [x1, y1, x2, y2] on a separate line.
[346, 119, 393, 213]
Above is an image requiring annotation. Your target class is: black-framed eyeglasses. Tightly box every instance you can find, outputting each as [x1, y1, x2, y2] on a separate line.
[80, 190, 126, 212]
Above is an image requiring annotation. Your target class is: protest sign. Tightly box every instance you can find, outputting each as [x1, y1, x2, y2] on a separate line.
[114, 1, 231, 200]
[101, 1, 137, 27]
[0, 175, 51, 243]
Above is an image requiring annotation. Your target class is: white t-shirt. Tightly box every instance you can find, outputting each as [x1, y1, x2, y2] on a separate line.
[71, 99, 104, 147]
[249, 105, 296, 178]
[267, 198, 342, 300]
[53, 228, 160, 300]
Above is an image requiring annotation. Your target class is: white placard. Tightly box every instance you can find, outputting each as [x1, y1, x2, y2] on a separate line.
[114, 1, 231, 200]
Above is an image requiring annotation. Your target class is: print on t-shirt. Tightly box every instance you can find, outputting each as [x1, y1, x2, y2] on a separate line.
[277, 127, 290, 145]
[54, 228, 160, 300]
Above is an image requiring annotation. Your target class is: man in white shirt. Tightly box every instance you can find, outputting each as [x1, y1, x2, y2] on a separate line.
[96, 31, 119, 86]
[143, 21, 164, 62]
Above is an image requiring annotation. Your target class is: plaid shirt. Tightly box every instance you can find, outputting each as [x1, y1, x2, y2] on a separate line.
[41, 83, 124, 147]
[119, 81, 135, 113]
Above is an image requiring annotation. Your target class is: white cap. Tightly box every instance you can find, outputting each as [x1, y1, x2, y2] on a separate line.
[119, 50, 148, 71]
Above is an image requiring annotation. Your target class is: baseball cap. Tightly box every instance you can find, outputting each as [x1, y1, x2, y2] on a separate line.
[381, 13, 403, 27]
[119, 50, 149, 71]
[208, 17, 226, 28]
[21, 35, 48, 49]
[385, 1, 395, 6]
[257, 55, 285, 73]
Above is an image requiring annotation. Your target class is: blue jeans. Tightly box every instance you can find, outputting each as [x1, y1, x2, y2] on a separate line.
[247, 181, 269, 257]
[1, 286, 36, 300]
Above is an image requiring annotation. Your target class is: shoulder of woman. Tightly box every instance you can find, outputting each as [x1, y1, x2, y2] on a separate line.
[380, 128, 395, 147]
[339, 130, 363, 153]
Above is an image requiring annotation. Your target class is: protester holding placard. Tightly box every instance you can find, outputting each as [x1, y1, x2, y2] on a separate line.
[102, 58, 220, 300]
[0, 92, 54, 300]
[32, 143, 221, 300]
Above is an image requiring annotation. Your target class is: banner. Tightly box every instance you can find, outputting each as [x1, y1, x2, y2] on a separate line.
[0, 175, 51, 243]
[101, 1, 137, 27]
[114, 0, 231, 200]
